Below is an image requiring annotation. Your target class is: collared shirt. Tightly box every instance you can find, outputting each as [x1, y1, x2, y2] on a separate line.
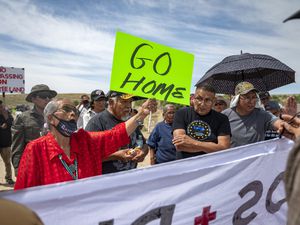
[14, 123, 129, 190]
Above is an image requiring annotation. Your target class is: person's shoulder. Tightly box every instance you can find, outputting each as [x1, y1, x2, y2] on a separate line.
[154, 121, 165, 129]
[212, 109, 230, 120]
[25, 134, 48, 150]
[157, 121, 165, 126]
[89, 110, 105, 121]
[74, 128, 90, 138]
[85, 110, 109, 131]
[254, 108, 269, 116]
[176, 106, 192, 114]
[18, 109, 32, 117]
[13, 109, 32, 122]
[221, 108, 233, 115]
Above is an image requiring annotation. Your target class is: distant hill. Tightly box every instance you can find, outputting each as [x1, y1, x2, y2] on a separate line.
[1, 93, 84, 108]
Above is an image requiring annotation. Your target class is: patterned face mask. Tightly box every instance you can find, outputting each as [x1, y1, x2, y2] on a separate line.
[52, 114, 77, 137]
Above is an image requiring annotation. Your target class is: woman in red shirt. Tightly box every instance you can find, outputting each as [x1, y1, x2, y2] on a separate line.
[15, 98, 156, 190]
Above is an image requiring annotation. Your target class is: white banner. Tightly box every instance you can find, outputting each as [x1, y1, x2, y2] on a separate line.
[1, 138, 294, 225]
[0, 66, 25, 93]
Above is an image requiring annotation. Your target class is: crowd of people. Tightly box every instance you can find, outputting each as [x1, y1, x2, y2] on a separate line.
[0, 81, 299, 224]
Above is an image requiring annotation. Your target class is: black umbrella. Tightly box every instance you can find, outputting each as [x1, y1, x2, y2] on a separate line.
[195, 53, 295, 95]
[283, 10, 300, 23]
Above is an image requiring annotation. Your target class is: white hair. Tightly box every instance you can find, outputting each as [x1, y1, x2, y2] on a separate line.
[43, 99, 60, 127]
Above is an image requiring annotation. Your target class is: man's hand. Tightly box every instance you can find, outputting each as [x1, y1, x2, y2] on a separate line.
[278, 114, 300, 140]
[103, 149, 135, 162]
[172, 134, 195, 150]
[0, 123, 7, 129]
[132, 147, 147, 162]
[282, 96, 297, 116]
[139, 99, 158, 118]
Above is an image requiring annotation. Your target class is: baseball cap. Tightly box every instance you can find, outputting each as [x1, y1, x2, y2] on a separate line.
[91, 89, 106, 101]
[265, 101, 281, 111]
[106, 91, 135, 100]
[259, 91, 270, 100]
[235, 81, 258, 95]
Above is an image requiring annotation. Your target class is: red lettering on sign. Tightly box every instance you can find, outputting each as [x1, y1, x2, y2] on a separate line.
[0, 67, 6, 73]
[194, 206, 217, 225]
[0, 80, 7, 84]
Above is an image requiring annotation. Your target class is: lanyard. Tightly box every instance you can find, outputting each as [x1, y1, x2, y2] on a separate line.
[58, 154, 78, 180]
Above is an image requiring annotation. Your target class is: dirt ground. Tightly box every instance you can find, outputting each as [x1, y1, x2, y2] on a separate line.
[0, 159, 15, 191]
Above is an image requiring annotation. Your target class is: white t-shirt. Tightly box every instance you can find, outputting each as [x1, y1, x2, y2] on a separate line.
[82, 109, 98, 129]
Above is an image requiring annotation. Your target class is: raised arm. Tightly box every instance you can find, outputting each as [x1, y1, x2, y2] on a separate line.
[125, 99, 157, 136]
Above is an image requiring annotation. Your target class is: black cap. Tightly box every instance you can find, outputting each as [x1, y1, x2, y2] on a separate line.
[106, 91, 135, 100]
[259, 91, 270, 100]
[91, 89, 106, 101]
[106, 91, 146, 101]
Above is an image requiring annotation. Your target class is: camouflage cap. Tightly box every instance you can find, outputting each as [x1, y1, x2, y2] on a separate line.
[235, 81, 258, 95]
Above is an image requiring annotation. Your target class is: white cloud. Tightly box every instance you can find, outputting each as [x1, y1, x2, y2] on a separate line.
[0, 0, 299, 95]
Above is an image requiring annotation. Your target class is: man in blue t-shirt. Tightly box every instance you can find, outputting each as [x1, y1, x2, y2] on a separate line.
[147, 104, 176, 164]
[172, 85, 231, 159]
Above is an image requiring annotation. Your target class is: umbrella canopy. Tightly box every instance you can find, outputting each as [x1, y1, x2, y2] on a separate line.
[283, 10, 300, 23]
[195, 53, 295, 95]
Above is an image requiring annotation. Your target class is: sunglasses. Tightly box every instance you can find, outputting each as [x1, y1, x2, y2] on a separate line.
[215, 103, 225, 106]
[36, 92, 53, 99]
[57, 105, 80, 116]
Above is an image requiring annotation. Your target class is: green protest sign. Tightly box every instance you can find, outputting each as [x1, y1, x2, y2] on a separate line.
[110, 31, 194, 105]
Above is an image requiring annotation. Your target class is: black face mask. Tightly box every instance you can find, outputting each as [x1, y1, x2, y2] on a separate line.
[82, 100, 89, 107]
[52, 114, 77, 137]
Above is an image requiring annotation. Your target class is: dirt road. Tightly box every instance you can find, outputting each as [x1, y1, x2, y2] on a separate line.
[0, 158, 15, 191]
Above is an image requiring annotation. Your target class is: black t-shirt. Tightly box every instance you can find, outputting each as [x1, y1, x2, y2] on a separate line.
[172, 107, 231, 158]
[85, 109, 144, 174]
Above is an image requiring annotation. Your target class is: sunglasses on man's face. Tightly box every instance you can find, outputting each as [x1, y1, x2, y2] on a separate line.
[36, 92, 53, 99]
[215, 103, 225, 106]
[57, 105, 80, 116]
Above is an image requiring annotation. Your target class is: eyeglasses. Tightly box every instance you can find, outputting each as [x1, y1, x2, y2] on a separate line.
[194, 97, 213, 105]
[36, 92, 53, 99]
[215, 103, 225, 106]
[56, 105, 80, 116]
[239, 95, 257, 103]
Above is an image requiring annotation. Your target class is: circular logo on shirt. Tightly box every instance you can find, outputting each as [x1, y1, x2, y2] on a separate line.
[187, 120, 211, 141]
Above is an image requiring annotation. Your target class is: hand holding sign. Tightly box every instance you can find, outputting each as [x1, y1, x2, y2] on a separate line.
[138, 98, 157, 120]
[110, 32, 194, 105]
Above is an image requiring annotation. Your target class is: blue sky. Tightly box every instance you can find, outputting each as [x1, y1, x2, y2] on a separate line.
[0, 0, 299, 95]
